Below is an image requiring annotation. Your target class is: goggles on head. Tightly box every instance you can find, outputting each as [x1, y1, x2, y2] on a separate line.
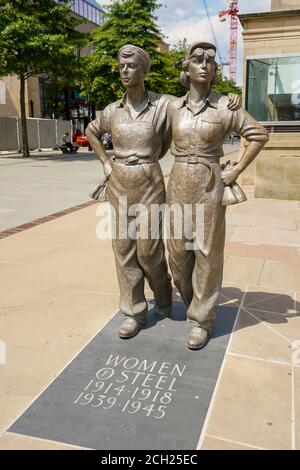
[191, 47, 216, 59]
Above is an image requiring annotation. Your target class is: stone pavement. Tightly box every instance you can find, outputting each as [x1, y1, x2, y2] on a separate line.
[0, 179, 299, 449]
[0, 148, 104, 232]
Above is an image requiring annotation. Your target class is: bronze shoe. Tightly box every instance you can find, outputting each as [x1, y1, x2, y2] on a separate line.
[118, 318, 142, 339]
[186, 326, 210, 350]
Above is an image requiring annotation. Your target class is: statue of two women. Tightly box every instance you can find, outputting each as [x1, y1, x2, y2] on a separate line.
[87, 42, 268, 350]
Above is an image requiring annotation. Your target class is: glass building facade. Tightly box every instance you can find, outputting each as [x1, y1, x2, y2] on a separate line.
[71, 0, 104, 25]
[246, 55, 300, 123]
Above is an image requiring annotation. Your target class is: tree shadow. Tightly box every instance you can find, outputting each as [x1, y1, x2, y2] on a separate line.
[220, 286, 299, 328]
[145, 286, 299, 340]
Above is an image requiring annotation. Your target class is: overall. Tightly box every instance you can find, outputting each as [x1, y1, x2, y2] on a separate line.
[167, 157, 225, 332]
[107, 104, 172, 326]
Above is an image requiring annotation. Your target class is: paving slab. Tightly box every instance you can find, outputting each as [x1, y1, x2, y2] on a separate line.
[229, 309, 295, 365]
[205, 355, 293, 450]
[225, 241, 300, 264]
[223, 256, 264, 285]
[259, 260, 300, 291]
[230, 227, 300, 248]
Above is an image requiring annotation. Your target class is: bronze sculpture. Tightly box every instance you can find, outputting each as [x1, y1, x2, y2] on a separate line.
[86, 45, 173, 339]
[86, 44, 242, 342]
[166, 42, 269, 350]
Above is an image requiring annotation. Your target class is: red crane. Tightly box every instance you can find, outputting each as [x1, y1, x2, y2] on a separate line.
[219, 1, 239, 83]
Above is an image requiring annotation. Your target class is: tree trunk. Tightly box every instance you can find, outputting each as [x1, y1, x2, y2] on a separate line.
[20, 73, 30, 158]
[64, 88, 70, 120]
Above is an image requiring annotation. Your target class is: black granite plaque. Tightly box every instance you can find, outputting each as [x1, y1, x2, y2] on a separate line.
[9, 301, 237, 449]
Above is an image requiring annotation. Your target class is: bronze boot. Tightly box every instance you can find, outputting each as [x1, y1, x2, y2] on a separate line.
[118, 318, 142, 339]
[186, 326, 210, 350]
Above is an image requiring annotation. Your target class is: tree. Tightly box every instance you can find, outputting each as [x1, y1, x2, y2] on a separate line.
[86, 0, 169, 108]
[0, 0, 87, 157]
[213, 71, 242, 96]
[161, 39, 188, 97]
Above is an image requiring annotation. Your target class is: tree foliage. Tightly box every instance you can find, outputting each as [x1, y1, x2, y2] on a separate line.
[213, 71, 242, 96]
[0, 0, 87, 79]
[0, 0, 88, 156]
[160, 39, 187, 97]
[86, 0, 174, 107]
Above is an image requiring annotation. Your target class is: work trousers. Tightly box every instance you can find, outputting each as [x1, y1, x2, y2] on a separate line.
[107, 161, 172, 326]
[167, 161, 226, 331]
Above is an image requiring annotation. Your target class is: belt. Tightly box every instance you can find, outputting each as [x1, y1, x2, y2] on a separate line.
[113, 156, 155, 165]
[175, 155, 219, 192]
[175, 155, 220, 164]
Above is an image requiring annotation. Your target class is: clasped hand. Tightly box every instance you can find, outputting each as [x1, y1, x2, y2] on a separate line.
[221, 166, 240, 186]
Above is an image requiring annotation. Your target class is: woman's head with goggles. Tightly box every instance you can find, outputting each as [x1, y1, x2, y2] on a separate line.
[180, 41, 218, 88]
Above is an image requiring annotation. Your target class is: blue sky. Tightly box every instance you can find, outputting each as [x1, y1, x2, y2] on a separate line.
[98, 0, 272, 84]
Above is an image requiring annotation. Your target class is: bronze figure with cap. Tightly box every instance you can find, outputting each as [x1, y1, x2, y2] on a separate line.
[86, 45, 174, 339]
[167, 41, 269, 350]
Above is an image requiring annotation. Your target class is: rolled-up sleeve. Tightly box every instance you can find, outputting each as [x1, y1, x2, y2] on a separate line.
[232, 108, 269, 144]
[158, 95, 176, 159]
[88, 105, 111, 137]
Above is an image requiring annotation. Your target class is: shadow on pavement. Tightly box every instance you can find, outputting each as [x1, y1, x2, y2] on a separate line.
[144, 286, 300, 340]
